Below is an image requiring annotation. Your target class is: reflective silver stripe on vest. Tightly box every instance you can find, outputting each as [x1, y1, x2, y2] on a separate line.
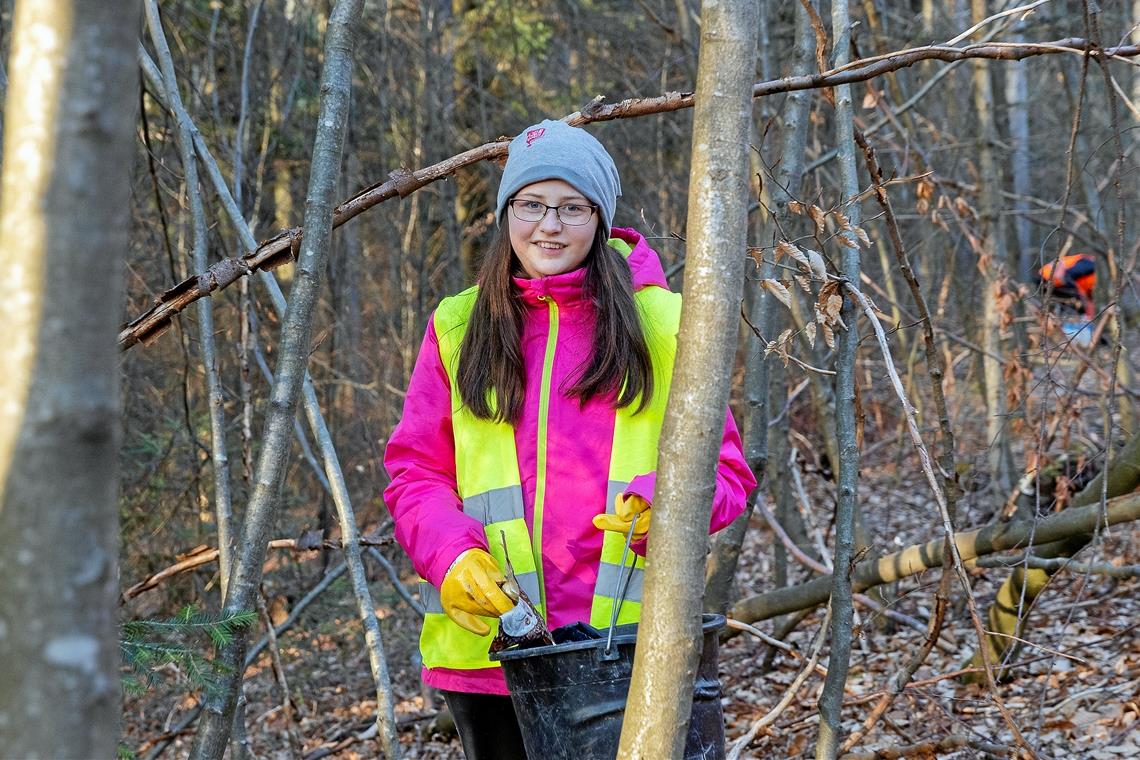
[596, 562, 644, 603]
[605, 479, 629, 514]
[462, 484, 525, 525]
[419, 581, 443, 614]
[513, 571, 541, 608]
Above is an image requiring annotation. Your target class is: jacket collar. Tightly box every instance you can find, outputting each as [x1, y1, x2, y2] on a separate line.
[512, 267, 590, 307]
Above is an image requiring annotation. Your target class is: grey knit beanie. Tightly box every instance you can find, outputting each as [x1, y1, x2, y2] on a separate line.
[495, 119, 622, 236]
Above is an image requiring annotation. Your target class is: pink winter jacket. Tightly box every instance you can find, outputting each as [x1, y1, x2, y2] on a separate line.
[383, 227, 757, 694]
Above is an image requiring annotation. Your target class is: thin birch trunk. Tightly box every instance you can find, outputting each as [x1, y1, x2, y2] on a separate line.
[189, 3, 366, 757]
[144, 0, 236, 599]
[0, 0, 139, 755]
[141, 35, 400, 760]
[971, 0, 1014, 494]
[1005, 17, 1032, 282]
[815, 1, 863, 757]
[618, 1, 757, 757]
[705, 0, 815, 616]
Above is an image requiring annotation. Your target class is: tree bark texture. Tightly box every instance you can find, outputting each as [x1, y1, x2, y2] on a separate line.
[144, 0, 236, 597]
[189, 2, 365, 757]
[971, 0, 1014, 493]
[0, 0, 140, 756]
[704, 0, 816, 617]
[617, 2, 757, 757]
[816, 1, 863, 756]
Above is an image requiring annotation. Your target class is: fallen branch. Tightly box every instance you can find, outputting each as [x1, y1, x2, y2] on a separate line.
[731, 490, 1140, 624]
[121, 533, 393, 602]
[975, 552, 1140, 577]
[119, 37, 1140, 352]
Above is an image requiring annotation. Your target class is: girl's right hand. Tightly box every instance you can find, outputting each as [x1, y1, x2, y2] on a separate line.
[440, 548, 517, 635]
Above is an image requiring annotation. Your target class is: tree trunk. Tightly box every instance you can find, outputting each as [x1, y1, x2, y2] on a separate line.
[189, 2, 366, 757]
[617, 1, 757, 757]
[971, 0, 1014, 494]
[1005, 17, 1032, 282]
[704, 0, 816, 617]
[816, 0, 863, 756]
[0, 0, 139, 755]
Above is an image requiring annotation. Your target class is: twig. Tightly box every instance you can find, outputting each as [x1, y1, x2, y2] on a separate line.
[256, 593, 304, 760]
[976, 552, 1140, 578]
[726, 606, 833, 759]
[945, 0, 1052, 46]
[841, 280, 1033, 755]
[121, 535, 393, 602]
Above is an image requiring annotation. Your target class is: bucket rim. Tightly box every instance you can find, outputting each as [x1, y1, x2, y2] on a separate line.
[490, 613, 726, 663]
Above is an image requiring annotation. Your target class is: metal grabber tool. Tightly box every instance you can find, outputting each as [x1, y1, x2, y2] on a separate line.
[602, 517, 639, 660]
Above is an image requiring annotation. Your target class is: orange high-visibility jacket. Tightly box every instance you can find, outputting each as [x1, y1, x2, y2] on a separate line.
[1039, 253, 1096, 300]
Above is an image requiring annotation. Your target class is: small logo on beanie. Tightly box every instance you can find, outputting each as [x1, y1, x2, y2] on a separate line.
[525, 128, 546, 147]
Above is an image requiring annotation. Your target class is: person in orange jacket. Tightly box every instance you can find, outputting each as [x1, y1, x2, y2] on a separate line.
[1038, 253, 1096, 320]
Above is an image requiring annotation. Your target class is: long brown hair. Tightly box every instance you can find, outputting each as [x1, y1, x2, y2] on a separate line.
[455, 226, 654, 425]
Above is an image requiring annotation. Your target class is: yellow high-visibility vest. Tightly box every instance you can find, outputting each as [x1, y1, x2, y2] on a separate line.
[417, 239, 681, 671]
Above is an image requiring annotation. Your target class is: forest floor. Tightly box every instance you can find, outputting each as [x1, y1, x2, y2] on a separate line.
[122, 340, 1140, 759]
[122, 513, 1139, 760]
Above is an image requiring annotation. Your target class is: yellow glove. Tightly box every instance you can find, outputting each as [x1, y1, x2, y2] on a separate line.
[440, 549, 517, 636]
[592, 493, 651, 541]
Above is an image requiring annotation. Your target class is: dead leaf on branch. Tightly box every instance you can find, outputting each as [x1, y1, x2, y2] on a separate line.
[805, 321, 817, 349]
[775, 240, 804, 267]
[821, 321, 836, 349]
[805, 248, 828, 279]
[809, 204, 826, 236]
[761, 278, 792, 310]
[787, 200, 806, 216]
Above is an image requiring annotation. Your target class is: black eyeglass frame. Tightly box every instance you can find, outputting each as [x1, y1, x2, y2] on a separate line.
[507, 198, 598, 226]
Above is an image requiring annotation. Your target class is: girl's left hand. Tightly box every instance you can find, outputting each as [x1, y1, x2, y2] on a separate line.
[592, 493, 651, 541]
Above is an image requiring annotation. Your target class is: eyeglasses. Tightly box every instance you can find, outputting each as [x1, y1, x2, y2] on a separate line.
[508, 199, 597, 226]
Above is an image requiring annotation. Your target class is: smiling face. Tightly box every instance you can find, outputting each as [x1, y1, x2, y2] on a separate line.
[507, 179, 599, 279]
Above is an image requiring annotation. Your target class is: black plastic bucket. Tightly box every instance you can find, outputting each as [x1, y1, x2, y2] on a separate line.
[490, 613, 726, 760]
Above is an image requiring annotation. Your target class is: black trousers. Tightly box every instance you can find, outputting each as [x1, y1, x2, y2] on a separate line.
[441, 690, 529, 760]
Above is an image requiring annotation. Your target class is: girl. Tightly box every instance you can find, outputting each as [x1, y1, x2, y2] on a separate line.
[384, 119, 756, 758]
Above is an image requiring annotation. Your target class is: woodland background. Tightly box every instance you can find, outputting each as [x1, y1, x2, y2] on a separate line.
[2, 0, 1139, 758]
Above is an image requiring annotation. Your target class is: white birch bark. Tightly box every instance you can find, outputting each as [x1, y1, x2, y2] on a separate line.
[0, 0, 140, 755]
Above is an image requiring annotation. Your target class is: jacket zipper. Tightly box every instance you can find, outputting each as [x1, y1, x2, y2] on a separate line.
[531, 295, 558, 611]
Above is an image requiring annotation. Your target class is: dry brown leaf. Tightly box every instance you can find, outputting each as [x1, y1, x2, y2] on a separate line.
[834, 210, 851, 230]
[822, 322, 835, 349]
[854, 226, 871, 248]
[776, 240, 803, 266]
[761, 278, 792, 310]
[822, 293, 846, 329]
[806, 248, 828, 278]
[794, 275, 812, 292]
[837, 233, 860, 249]
[809, 204, 826, 236]
[805, 321, 817, 349]
[787, 200, 806, 216]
